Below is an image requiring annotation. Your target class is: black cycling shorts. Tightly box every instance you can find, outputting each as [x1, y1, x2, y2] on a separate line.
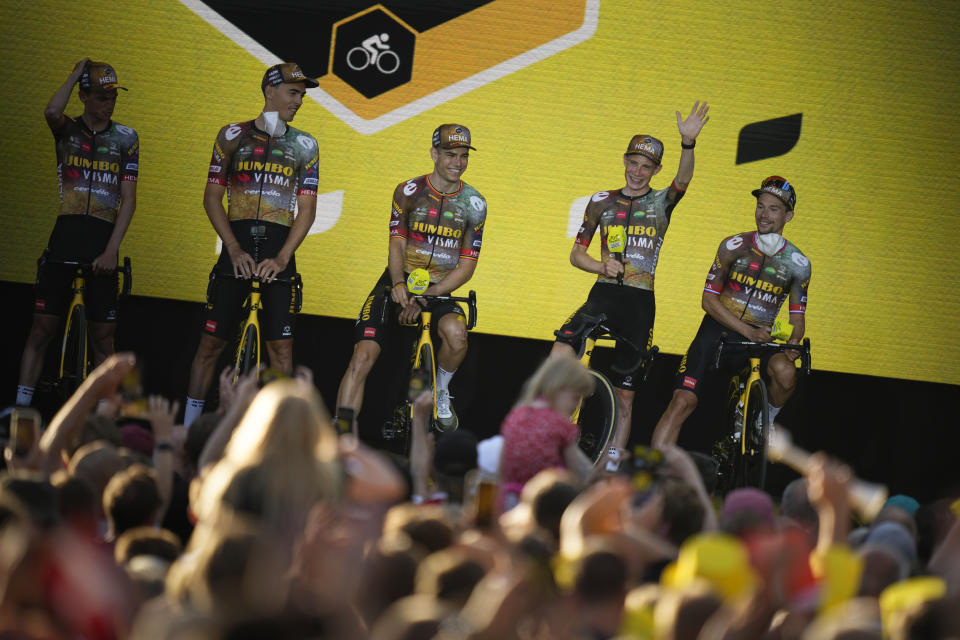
[674, 314, 776, 399]
[200, 268, 301, 342]
[354, 269, 465, 345]
[555, 282, 654, 390]
[33, 257, 119, 323]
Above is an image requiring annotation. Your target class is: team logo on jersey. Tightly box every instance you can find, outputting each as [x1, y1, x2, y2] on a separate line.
[591, 191, 609, 202]
[183, 0, 594, 133]
[225, 124, 243, 141]
[792, 252, 809, 267]
[726, 236, 744, 250]
[470, 195, 485, 212]
[297, 135, 316, 151]
[403, 179, 418, 196]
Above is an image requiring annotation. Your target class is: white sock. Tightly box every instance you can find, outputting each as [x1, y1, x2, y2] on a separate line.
[437, 367, 455, 393]
[184, 397, 205, 427]
[768, 403, 782, 423]
[16, 385, 34, 406]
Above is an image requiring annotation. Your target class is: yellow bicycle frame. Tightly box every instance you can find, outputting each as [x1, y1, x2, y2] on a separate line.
[409, 308, 439, 421]
[58, 269, 88, 381]
[736, 357, 763, 455]
[233, 279, 263, 381]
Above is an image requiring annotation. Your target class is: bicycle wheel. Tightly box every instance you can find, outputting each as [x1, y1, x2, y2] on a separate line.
[713, 377, 748, 495]
[237, 324, 259, 377]
[61, 305, 88, 397]
[740, 379, 770, 490]
[576, 369, 618, 466]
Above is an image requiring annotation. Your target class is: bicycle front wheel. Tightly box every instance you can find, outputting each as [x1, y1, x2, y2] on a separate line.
[61, 305, 88, 397]
[237, 324, 259, 377]
[576, 369, 618, 466]
[740, 379, 770, 490]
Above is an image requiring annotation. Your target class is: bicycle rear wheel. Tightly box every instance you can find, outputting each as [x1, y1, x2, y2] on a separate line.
[740, 379, 770, 490]
[60, 305, 88, 397]
[237, 324, 259, 377]
[576, 369, 618, 466]
[713, 377, 743, 495]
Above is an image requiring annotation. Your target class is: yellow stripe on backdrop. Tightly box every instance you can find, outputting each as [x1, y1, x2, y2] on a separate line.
[0, 0, 958, 384]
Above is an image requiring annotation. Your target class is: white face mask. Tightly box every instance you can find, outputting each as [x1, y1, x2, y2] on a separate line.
[261, 111, 286, 137]
[755, 232, 786, 257]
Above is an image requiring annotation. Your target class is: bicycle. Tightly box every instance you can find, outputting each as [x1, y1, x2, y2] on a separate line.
[46, 256, 132, 397]
[225, 271, 303, 381]
[555, 313, 658, 466]
[381, 288, 478, 449]
[711, 334, 811, 493]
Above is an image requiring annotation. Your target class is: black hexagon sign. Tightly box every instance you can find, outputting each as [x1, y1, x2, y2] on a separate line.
[332, 8, 416, 99]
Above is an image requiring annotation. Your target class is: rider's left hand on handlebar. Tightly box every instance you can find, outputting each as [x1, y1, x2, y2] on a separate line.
[255, 257, 288, 283]
[783, 347, 801, 362]
[745, 326, 773, 343]
[91, 250, 118, 275]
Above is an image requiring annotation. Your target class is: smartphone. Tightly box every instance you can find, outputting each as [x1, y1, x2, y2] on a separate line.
[119, 366, 147, 418]
[408, 366, 431, 402]
[334, 406, 355, 436]
[11, 407, 40, 457]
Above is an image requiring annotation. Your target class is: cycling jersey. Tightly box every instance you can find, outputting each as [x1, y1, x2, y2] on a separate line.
[389, 175, 486, 283]
[704, 231, 811, 327]
[574, 183, 683, 290]
[207, 121, 319, 227]
[54, 117, 139, 223]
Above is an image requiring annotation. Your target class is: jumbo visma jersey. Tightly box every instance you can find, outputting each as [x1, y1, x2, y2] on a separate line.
[575, 184, 683, 290]
[207, 121, 319, 227]
[55, 117, 139, 223]
[389, 175, 487, 283]
[704, 231, 811, 327]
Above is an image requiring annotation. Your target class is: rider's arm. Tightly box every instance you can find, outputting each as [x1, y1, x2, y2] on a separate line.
[786, 258, 811, 345]
[93, 181, 136, 274]
[424, 258, 477, 297]
[203, 183, 240, 255]
[273, 193, 316, 269]
[569, 196, 622, 278]
[45, 58, 89, 134]
[669, 101, 710, 202]
[702, 242, 771, 342]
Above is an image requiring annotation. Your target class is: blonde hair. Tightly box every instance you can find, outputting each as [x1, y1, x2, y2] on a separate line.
[193, 379, 342, 536]
[517, 353, 594, 407]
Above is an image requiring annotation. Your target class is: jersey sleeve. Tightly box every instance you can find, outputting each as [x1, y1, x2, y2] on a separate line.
[297, 135, 319, 197]
[664, 182, 684, 220]
[574, 193, 606, 247]
[207, 125, 237, 186]
[120, 130, 139, 183]
[789, 254, 811, 316]
[389, 181, 410, 239]
[460, 195, 487, 262]
[704, 236, 737, 295]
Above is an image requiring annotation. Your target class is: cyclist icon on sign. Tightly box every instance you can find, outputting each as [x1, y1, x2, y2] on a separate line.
[347, 33, 400, 74]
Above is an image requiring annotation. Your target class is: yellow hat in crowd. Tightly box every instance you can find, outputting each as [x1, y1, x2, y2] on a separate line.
[660, 533, 756, 603]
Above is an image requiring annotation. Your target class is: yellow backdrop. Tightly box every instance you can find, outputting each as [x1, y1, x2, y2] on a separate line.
[1, 0, 958, 385]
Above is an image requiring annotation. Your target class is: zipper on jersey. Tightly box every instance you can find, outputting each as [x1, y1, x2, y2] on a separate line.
[252, 136, 271, 262]
[85, 131, 97, 216]
[737, 254, 765, 323]
[425, 194, 443, 269]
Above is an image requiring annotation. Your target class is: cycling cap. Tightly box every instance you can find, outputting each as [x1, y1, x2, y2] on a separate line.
[79, 62, 127, 92]
[625, 135, 663, 165]
[261, 62, 319, 91]
[432, 124, 476, 150]
[752, 175, 797, 210]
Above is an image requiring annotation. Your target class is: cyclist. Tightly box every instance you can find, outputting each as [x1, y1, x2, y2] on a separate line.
[183, 63, 319, 426]
[336, 124, 487, 431]
[651, 176, 811, 447]
[16, 59, 139, 407]
[551, 102, 710, 454]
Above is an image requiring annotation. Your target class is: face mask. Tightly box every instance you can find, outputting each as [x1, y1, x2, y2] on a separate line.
[261, 111, 286, 137]
[755, 233, 786, 257]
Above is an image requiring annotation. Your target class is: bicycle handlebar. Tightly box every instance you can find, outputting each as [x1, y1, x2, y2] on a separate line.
[712, 335, 812, 374]
[43, 255, 133, 297]
[382, 288, 479, 330]
[552, 312, 659, 382]
[220, 271, 301, 285]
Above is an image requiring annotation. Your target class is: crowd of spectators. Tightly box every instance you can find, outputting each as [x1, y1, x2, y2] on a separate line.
[1, 352, 958, 639]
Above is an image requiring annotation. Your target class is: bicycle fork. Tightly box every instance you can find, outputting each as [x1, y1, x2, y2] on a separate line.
[59, 273, 88, 381]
